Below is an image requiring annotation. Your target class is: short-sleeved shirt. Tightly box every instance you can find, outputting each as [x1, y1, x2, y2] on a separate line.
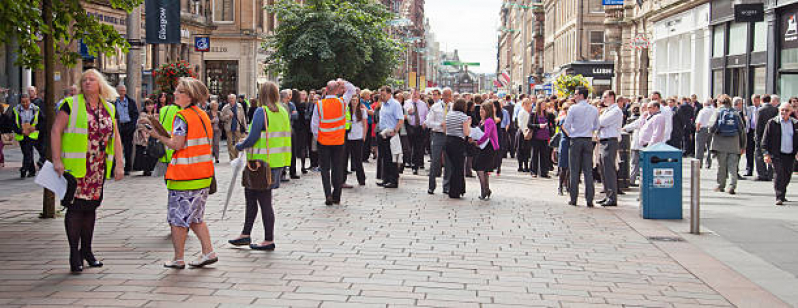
[348, 109, 368, 140]
[172, 116, 188, 136]
[445, 111, 469, 139]
[59, 101, 114, 201]
[377, 99, 404, 132]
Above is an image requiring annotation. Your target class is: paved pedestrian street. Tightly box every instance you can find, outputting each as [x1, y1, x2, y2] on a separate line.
[0, 157, 787, 307]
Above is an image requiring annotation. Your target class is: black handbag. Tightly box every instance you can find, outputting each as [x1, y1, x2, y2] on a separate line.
[146, 137, 166, 159]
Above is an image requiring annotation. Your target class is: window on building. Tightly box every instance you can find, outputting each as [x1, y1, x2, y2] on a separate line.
[590, 31, 604, 61]
[712, 70, 723, 97]
[753, 21, 766, 52]
[728, 22, 748, 55]
[590, 0, 603, 13]
[753, 67, 766, 95]
[267, 0, 275, 32]
[214, 0, 234, 22]
[712, 26, 724, 58]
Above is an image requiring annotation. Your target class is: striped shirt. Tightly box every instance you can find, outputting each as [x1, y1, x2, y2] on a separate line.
[445, 111, 469, 139]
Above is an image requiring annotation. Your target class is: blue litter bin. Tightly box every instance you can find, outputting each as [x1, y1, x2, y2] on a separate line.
[640, 143, 682, 219]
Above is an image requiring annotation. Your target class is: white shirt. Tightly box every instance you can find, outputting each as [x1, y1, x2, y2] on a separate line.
[659, 102, 673, 141]
[425, 100, 446, 133]
[695, 106, 715, 129]
[347, 109, 368, 140]
[517, 108, 531, 135]
[598, 103, 623, 140]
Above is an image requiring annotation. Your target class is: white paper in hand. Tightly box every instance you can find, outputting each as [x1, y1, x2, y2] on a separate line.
[34, 161, 67, 200]
[469, 127, 489, 149]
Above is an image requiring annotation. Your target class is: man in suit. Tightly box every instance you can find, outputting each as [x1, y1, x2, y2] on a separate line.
[761, 102, 798, 205]
[755, 95, 780, 181]
[676, 97, 695, 156]
[115, 85, 139, 175]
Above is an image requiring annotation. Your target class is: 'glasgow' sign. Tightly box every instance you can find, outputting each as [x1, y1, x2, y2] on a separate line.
[145, 0, 181, 44]
[734, 3, 764, 23]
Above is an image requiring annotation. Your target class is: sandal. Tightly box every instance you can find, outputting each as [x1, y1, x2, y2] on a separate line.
[188, 252, 218, 268]
[163, 259, 185, 269]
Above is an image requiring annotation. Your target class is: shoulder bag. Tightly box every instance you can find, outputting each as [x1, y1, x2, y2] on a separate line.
[242, 108, 272, 190]
[188, 107, 217, 195]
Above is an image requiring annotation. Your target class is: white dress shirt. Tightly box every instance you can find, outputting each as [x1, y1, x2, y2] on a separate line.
[659, 102, 673, 141]
[562, 100, 599, 138]
[598, 103, 623, 140]
[695, 106, 715, 129]
[425, 100, 446, 133]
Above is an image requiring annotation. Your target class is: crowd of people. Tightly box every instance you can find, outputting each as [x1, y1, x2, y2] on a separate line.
[2, 67, 798, 273]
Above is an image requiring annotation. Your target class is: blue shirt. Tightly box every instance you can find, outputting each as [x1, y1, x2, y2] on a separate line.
[501, 109, 510, 129]
[231, 104, 238, 132]
[116, 96, 131, 123]
[563, 100, 599, 138]
[378, 98, 405, 132]
[781, 118, 794, 154]
[237, 107, 266, 151]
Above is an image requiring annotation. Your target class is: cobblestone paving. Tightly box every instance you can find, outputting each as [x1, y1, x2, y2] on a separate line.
[0, 159, 734, 307]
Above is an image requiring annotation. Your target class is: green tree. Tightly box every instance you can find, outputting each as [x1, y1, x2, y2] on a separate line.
[0, 0, 143, 218]
[265, 0, 403, 90]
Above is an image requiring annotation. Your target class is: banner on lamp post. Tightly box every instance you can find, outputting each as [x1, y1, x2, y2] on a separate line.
[409, 72, 417, 89]
[145, 0, 181, 44]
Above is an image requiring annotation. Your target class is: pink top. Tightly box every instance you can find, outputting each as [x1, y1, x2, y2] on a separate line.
[638, 112, 668, 147]
[477, 118, 500, 150]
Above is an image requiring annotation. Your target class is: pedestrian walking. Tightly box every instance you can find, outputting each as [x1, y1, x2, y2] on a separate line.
[209, 100, 222, 163]
[709, 95, 746, 195]
[114, 84, 138, 175]
[221, 94, 247, 161]
[312, 79, 356, 205]
[11, 94, 44, 178]
[755, 95, 779, 181]
[426, 89, 446, 194]
[528, 98, 555, 178]
[228, 81, 290, 250]
[133, 99, 158, 176]
[146, 77, 218, 269]
[694, 98, 715, 169]
[473, 101, 498, 200]
[444, 98, 472, 199]
[564, 87, 599, 207]
[51, 68, 125, 273]
[290, 89, 304, 179]
[375, 86, 405, 189]
[744, 94, 762, 176]
[344, 95, 368, 186]
[597, 90, 623, 207]
[761, 102, 798, 205]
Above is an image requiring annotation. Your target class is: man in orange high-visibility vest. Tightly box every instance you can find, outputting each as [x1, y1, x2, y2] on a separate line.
[311, 79, 356, 206]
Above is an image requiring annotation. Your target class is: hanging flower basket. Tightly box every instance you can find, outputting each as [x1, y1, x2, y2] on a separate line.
[554, 74, 592, 98]
[153, 60, 197, 94]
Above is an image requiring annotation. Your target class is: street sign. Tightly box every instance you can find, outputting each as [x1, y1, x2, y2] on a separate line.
[734, 3, 764, 22]
[442, 61, 480, 66]
[194, 37, 210, 52]
[603, 0, 623, 5]
[629, 34, 650, 50]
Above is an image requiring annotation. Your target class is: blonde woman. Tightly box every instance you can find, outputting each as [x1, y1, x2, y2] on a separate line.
[51, 69, 124, 273]
[146, 78, 217, 269]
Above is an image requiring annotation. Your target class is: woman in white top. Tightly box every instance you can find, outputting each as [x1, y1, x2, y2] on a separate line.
[344, 95, 369, 186]
[516, 98, 532, 172]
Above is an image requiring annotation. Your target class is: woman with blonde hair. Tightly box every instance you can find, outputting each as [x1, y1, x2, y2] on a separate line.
[51, 68, 124, 273]
[146, 77, 217, 269]
[227, 81, 290, 251]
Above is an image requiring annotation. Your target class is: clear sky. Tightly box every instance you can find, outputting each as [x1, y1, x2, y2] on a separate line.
[424, 0, 503, 74]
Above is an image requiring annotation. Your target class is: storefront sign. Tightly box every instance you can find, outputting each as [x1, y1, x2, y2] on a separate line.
[145, 0, 180, 44]
[782, 6, 798, 50]
[570, 63, 615, 79]
[195, 37, 210, 52]
[734, 3, 764, 22]
[603, 0, 624, 5]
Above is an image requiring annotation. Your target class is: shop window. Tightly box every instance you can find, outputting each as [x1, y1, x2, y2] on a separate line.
[712, 26, 724, 58]
[728, 22, 748, 55]
[712, 70, 724, 97]
[779, 74, 798, 99]
[753, 67, 766, 95]
[590, 31, 604, 61]
[206, 60, 238, 97]
[213, 0, 234, 22]
[781, 48, 798, 70]
[753, 21, 766, 52]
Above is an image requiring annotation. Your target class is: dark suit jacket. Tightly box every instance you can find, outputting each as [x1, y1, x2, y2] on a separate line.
[756, 104, 779, 143]
[528, 111, 556, 138]
[114, 95, 139, 126]
[760, 117, 798, 157]
[676, 103, 695, 132]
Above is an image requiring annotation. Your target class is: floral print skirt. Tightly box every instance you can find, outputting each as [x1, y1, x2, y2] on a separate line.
[167, 188, 209, 228]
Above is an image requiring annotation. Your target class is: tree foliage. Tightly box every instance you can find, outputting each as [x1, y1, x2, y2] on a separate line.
[0, 0, 142, 69]
[265, 0, 403, 90]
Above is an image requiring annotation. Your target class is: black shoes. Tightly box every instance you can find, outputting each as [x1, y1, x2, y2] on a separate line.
[376, 181, 386, 187]
[325, 197, 334, 206]
[568, 201, 577, 206]
[428, 190, 434, 195]
[83, 252, 103, 268]
[290, 175, 300, 179]
[250, 243, 276, 251]
[228, 237, 252, 246]
[383, 183, 398, 188]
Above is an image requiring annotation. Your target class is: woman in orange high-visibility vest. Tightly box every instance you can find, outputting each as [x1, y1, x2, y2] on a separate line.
[146, 77, 217, 269]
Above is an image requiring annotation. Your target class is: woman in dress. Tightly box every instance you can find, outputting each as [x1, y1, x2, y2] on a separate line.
[472, 102, 499, 200]
[51, 69, 125, 273]
[444, 98, 472, 199]
[133, 99, 158, 175]
[228, 81, 289, 251]
[146, 77, 217, 269]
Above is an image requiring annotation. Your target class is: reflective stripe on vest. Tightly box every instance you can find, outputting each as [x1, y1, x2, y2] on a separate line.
[165, 106, 215, 190]
[13, 106, 40, 141]
[247, 105, 292, 168]
[60, 94, 116, 179]
[159, 105, 182, 163]
[316, 98, 346, 145]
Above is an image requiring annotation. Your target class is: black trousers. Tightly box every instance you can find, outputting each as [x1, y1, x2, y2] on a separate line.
[308, 132, 319, 168]
[408, 126, 425, 170]
[119, 122, 136, 172]
[364, 123, 373, 161]
[345, 139, 366, 185]
[378, 134, 399, 185]
[318, 143, 345, 200]
[746, 130, 756, 174]
[294, 129, 308, 171]
[530, 139, 548, 175]
[242, 188, 275, 241]
[19, 138, 36, 173]
[444, 136, 466, 198]
[773, 153, 794, 201]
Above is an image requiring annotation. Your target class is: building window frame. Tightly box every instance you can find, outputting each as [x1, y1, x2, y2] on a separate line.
[212, 0, 235, 24]
[589, 0, 604, 13]
[589, 30, 605, 61]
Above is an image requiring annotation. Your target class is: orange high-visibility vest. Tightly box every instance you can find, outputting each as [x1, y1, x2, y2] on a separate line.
[165, 106, 214, 186]
[316, 97, 347, 146]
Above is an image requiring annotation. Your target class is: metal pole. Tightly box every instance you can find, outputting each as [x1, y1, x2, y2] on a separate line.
[690, 159, 700, 234]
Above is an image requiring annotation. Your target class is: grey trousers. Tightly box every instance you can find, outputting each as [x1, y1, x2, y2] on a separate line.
[716, 152, 740, 189]
[569, 138, 595, 204]
[600, 139, 619, 203]
[630, 149, 640, 185]
[695, 128, 713, 168]
[428, 132, 446, 192]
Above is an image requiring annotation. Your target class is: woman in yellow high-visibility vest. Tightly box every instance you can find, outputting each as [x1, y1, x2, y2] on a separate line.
[227, 81, 290, 251]
[51, 69, 125, 274]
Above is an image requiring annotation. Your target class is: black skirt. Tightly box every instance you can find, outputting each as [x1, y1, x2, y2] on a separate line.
[473, 142, 496, 172]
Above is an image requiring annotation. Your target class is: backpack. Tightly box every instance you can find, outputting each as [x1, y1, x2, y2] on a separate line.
[716, 109, 740, 137]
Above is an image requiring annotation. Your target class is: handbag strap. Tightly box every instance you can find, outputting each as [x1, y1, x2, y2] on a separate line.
[187, 106, 212, 148]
